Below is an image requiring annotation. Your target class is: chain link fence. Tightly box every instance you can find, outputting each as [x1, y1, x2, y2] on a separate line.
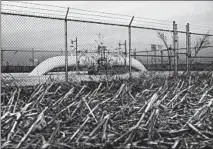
[1, 1, 213, 85]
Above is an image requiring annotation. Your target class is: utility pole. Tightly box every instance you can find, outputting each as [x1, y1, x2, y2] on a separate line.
[129, 16, 134, 79]
[65, 7, 69, 82]
[119, 40, 127, 68]
[173, 21, 178, 76]
[71, 37, 78, 74]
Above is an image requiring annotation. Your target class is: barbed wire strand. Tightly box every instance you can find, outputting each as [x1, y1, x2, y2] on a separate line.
[1, 8, 66, 17]
[1, 3, 66, 13]
[5, 1, 179, 23]
[4, 1, 213, 31]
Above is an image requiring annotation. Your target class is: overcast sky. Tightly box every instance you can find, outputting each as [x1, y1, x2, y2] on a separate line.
[1, 1, 213, 65]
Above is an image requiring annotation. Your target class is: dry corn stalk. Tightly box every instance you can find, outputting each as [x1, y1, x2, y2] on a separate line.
[1, 72, 213, 149]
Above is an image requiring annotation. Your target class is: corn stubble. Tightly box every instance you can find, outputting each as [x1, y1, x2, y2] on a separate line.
[1, 72, 213, 149]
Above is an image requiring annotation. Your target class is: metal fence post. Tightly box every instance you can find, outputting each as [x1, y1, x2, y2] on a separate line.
[161, 50, 163, 69]
[119, 40, 127, 68]
[146, 49, 148, 66]
[186, 23, 191, 74]
[188, 26, 191, 73]
[65, 7, 69, 82]
[128, 16, 134, 79]
[186, 23, 189, 72]
[1, 49, 4, 65]
[124, 40, 127, 68]
[173, 21, 178, 76]
[32, 48, 35, 66]
[76, 37, 78, 74]
[61, 49, 63, 56]
[71, 37, 78, 74]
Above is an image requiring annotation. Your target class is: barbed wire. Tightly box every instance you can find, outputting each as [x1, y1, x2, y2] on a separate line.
[68, 15, 129, 25]
[1, 9, 130, 25]
[132, 23, 172, 30]
[1, 3, 66, 13]
[190, 24, 213, 30]
[133, 20, 173, 27]
[3, 1, 213, 32]
[1, 8, 66, 18]
[2, 1, 180, 24]
[2, 2, 213, 36]
[68, 11, 131, 21]
[6, 1, 66, 9]
[178, 25, 213, 32]
[1, 10, 172, 29]
[2, 3, 172, 27]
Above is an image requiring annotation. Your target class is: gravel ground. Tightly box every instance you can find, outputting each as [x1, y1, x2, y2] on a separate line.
[1, 71, 211, 86]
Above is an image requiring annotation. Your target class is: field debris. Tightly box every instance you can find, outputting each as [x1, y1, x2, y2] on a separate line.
[1, 72, 213, 149]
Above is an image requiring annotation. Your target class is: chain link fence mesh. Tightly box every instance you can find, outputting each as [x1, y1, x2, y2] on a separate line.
[1, 1, 213, 85]
[132, 28, 174, 71]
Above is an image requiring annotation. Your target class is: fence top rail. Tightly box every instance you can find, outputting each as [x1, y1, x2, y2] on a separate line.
[1, 49, 64, 52]
[2, 11, 213, 37]
[136, 45, 213, 53]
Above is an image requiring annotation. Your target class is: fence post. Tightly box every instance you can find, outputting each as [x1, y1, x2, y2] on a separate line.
[71, 37, 78, 74]
[32, 48, 35, 66]
[125, 40, 127, 69]
[65, 7, 69, 82]
[119, 40, 127, 68]
[188, 25, 191, 73]
[1, 50, 3, 65]
[173, 21, 178, 76]
[128, 16, 134, 79]
[161, 50, 163, 70]
[76, 37, 78, 74]
[145, 49, 148, 65]
[186, 23, 191, 74]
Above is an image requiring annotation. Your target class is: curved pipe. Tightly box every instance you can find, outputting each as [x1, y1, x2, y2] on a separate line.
[29, 55, 146, 76]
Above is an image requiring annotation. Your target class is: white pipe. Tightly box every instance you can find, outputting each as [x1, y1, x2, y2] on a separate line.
[28, 55, 146, 76]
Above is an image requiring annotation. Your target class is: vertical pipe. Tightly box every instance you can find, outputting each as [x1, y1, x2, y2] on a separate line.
[65, 7, 69, 82]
